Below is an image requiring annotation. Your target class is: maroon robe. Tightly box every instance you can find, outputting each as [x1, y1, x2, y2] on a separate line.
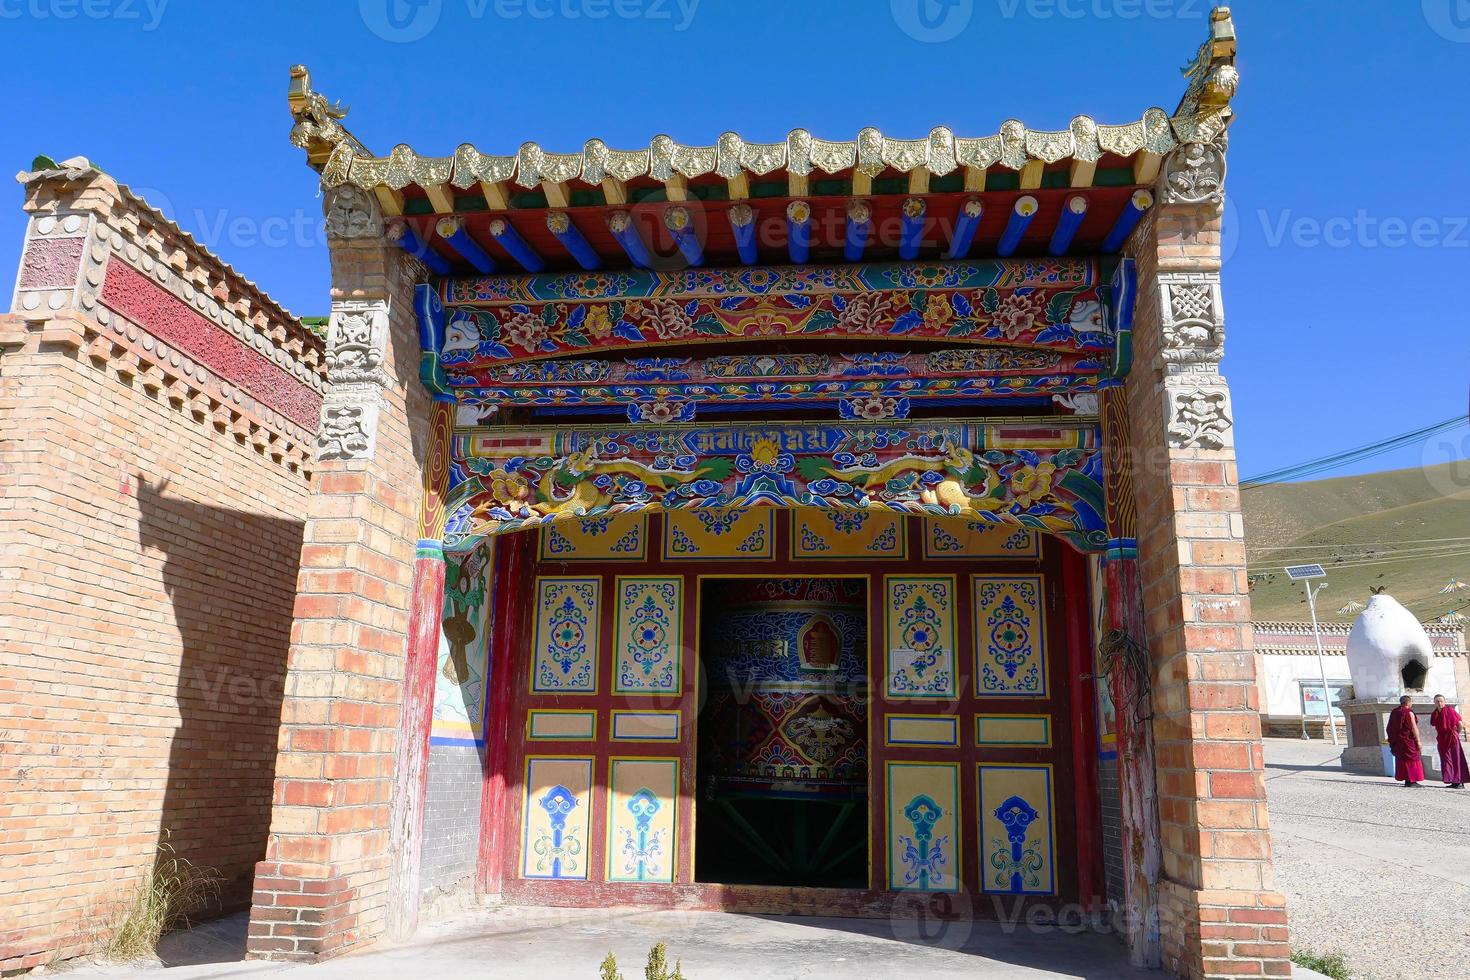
[1431, 705, 1468, 785]
[1387, 704, 1425, 782]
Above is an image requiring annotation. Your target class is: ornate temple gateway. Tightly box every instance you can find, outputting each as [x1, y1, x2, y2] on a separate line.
[277, 8, 1279, 976]
[0, 8, 1287, 980]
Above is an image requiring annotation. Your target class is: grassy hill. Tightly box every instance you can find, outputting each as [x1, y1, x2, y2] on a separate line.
[1242, 459, 1470, 624]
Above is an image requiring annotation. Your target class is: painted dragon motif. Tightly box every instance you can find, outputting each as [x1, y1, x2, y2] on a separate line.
[822, 444, 1011, 516]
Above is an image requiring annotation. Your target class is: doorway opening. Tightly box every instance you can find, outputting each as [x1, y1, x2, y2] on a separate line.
[1401, 656, 1429, 692]
[695, 577, 869, 889]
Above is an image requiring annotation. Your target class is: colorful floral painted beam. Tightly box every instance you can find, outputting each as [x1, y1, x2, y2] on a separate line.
[437, 259, 1115, 365]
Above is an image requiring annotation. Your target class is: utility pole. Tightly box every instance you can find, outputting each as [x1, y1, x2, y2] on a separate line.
[1286, 564, 1337, 745]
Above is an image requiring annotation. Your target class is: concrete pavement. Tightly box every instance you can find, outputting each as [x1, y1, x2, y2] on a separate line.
[59, 902, 1341, 980]
[1265, 736, 1470, 980]
[68, 904, 1155, 980]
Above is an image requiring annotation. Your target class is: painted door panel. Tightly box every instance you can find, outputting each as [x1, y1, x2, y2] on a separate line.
[497, 514, 1093, 906]
[503, 518, 697, 897]
[868, 531, 1083, 901]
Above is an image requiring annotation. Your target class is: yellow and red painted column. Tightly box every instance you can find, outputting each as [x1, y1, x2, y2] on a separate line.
[386, 398, 454, 938]
[1100, 385, 1163, 967]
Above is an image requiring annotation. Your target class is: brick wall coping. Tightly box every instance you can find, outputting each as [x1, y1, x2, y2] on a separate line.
[0, 312, 315, 475]
[1253, 619, 1465, 655]
[15, 157, 326, 375]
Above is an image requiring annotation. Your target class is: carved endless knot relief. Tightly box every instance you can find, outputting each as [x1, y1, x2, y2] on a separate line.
[1157, 272, 1225, 372]
[1154, 269, 1233, 450]
[1160, 140, 1226, 207]
[323, 185, 382, 241]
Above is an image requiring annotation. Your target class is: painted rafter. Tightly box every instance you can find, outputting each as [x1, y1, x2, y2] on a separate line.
[454, 348, 1099, 387]
[441, 418, 1107, 554]
[454, 373, 1101, 411]
[444, 345, 1107, 415]
[443, 258, 1098, 305]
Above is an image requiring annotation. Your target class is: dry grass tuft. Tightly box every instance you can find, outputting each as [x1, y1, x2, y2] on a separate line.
[103, 834, 220, 962]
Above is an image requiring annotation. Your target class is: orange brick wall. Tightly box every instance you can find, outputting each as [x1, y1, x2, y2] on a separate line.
[0, 168, 324, 972]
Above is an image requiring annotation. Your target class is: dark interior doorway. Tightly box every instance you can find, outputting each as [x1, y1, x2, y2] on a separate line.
[1402, 656, 1429, 692]
[695, 577, 869, 888]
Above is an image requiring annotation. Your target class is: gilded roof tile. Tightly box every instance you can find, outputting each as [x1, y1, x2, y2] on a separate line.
[289, 10, 1239, 198]
[452, 144, 516, 188]
[1096, 121, 1146, 157]
[741, 140, 787, 176]
[715, 132, 745, 179]
[671, 143, 717, 179]
[605, 148, 651, 182]
[997, 120, 1028, 170]
[880, 136, 930, 174]
[785, 129, 814, 176]
[854, 127, 884, 177]
[1141, 107, 1178, 155]
[955, 134, 1003, 170]
[1069, 116, 1102, 163]
[1025, 129, 1074, 164]
[926, 127, 957, 177]
[808, 136, 855, 176]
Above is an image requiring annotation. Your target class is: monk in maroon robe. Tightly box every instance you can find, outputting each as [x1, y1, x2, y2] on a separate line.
[1386, 695, 1425, 787]
[1431, 695, 1467, 789]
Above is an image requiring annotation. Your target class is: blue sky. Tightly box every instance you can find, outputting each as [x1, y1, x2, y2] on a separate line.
[3, 0, 1467, 481]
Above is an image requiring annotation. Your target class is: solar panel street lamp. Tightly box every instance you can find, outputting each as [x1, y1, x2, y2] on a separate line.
[1285, 564, 1339, 745]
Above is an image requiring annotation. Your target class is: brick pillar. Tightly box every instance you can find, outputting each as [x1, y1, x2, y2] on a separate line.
[246, 185, 434, 961]
[1122, 140, 1290, 979]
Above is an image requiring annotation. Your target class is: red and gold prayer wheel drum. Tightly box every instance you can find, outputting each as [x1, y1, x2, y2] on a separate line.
[700, 578, 868, 799]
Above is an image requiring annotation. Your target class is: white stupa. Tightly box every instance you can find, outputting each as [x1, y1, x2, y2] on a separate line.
[1345, 589, 1434, 699]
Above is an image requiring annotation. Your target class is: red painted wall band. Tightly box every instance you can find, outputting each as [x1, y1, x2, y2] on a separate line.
[100, 261, 322, 428]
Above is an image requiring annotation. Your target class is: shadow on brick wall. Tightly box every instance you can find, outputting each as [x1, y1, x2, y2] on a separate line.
[137, 475, 304, 919]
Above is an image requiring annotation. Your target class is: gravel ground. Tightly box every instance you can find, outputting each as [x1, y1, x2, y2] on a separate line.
[1264, 737, 1470, 980]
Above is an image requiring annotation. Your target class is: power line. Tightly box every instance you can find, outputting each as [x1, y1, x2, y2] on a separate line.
[1248, 542, 1470, 560]
[1249, 543, 1470, 565]
[1248, 536, 1470, 552]
[1244, 415, 1465, 486]
[1247, 548, 1470, 574]
[1241, 415, 1468, 488]
[1250, 544, 1470, 560]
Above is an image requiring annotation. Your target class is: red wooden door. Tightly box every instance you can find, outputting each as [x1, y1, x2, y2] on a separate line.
[489, 513, 1099, 911]
[500, 519, 698, 903]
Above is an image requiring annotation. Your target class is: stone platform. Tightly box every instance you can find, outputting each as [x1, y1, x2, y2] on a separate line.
[1339, 696, 1457, 778]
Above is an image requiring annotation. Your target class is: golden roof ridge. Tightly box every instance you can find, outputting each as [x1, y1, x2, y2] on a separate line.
[286, 8, 1238, 209]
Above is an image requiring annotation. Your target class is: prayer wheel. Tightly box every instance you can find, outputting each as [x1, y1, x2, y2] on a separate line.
[700, 578, 868, 800]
